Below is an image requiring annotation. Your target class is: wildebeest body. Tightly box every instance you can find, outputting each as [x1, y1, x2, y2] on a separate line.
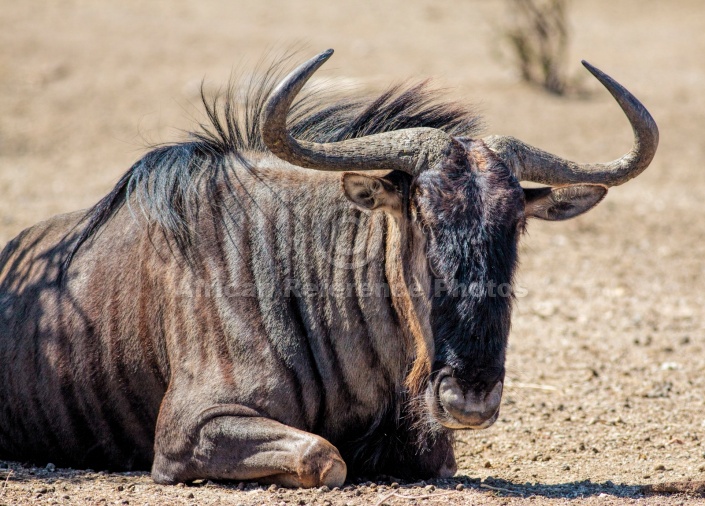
[0, 168, 414, 467]
[0, 50, 658, 486]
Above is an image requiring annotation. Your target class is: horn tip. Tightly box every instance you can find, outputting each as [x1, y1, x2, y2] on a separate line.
[581, 60, 600, 75]
[319, 48, 335, 61]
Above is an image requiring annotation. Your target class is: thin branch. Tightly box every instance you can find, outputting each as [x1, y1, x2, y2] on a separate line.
[480, 483, 517, 494]
[0, 470, 13, 497]
[505, 381, 558, 391]
[373, 489, 456, 506]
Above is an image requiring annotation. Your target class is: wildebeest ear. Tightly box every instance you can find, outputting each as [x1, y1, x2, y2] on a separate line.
[524, 184, 608, 221]
[342, 173, 402, 214]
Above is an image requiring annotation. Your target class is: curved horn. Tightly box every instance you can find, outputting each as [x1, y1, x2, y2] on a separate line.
[260, 49, 461, 175]
[483, 61, 659, 186]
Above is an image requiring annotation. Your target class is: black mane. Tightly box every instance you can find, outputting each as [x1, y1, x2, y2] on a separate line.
[64, 56, 483, 272]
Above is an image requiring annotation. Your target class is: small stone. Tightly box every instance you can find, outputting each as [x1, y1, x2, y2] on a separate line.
[36, 487, 48, 494]
[484, 461, 492, 468]
[354, 489, 362, 496]
[455, 483, 464, 491]
[424, 484, 436, 491]
[187, 492, 194, 499]
[46, 463, 56, 472]
[562, 465, 571, 471]
[698, 465, 705, 472]
[237, 482, 246, 490]
[176, 482, 185, 488]
[318, 485, 330, 493]
[655, 464, 666, 471]
[268, 484, 278, 492]
[390, 482, 400, 489]
[117, 485, 124, 492]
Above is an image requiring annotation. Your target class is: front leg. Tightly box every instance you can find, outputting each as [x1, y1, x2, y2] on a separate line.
[152, 403, 346, 488]
[342, 414, 456, 480]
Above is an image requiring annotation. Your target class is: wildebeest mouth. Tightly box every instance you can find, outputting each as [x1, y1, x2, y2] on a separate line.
[427, 367, 503, 430]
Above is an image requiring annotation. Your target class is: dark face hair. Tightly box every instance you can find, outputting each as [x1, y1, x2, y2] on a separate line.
[413, 142, 524, 395]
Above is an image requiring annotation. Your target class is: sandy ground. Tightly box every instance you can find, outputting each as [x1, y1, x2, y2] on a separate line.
[2, 0, 705, 504]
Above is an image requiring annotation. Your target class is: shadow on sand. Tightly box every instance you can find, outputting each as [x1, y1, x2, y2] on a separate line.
[2, 463, 703, 500]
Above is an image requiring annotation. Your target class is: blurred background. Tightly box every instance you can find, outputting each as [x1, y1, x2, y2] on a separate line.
[1, 0, 704, 493]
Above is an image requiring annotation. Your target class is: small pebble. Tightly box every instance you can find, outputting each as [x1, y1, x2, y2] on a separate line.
[562, 465, 571, 471]
[268, 484, 278, 492]
[390, 482, 399, 489]
[187, 492, 194, 499]
[424, 484, 436, 491]
[46, 463, 56, 472]
[484, 461, 492, 468]
[318, 485, 330, 493]
[654, 464, 666, 471]
[455, 483, 464, 491]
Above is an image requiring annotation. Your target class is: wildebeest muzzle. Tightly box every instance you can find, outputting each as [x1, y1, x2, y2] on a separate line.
[428, 366, 504, 430]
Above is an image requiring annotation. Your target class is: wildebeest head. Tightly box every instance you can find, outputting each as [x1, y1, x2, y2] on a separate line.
[260, 50, 658, 430]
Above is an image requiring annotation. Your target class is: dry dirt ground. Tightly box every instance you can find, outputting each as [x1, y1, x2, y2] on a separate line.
[2, 0, 705, 504]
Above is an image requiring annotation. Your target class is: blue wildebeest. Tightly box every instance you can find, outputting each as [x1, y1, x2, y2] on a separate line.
[0, 50, 657, 487]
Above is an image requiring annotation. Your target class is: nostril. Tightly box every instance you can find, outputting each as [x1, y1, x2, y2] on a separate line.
[438, 376, 465, 408]
[487, 381, 503, 408]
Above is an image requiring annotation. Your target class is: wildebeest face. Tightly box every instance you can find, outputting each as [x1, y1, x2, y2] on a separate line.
[413, 141, 523, 430]
[342, 140, 608, 430]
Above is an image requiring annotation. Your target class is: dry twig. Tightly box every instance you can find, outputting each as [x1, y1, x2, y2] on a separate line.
[480, 482, 517, 494]
[0, 469, 14, 497]
[373, 489, 456, 506]
[506, 381, 558, 392]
